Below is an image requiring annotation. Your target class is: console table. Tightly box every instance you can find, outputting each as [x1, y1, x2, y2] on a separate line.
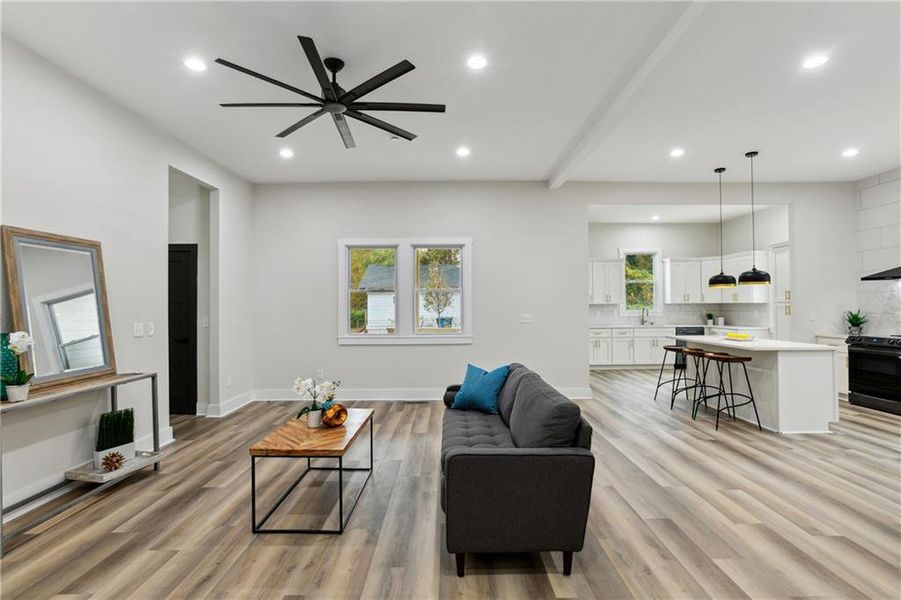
[0, 372, 160, 553]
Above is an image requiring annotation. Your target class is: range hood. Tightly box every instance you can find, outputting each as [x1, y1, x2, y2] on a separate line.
[861, 266, 901, 281]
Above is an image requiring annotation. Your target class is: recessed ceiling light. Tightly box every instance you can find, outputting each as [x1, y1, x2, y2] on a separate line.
[456, 146, 471, 158]
[802, 55, 829, 70]
[279, 147, 294, 159]
[651, 215, 660, 221]
[669, 147, 685, 158]
[183, 57, 207, 72]
[389, 135, 401, 142]
[841, 147, 859, 158]
[466, 54, 487, 70]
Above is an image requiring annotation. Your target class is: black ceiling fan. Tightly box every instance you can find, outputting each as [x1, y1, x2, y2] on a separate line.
[216, 35, 446, 148]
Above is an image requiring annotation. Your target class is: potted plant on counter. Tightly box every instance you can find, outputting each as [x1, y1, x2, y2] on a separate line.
[1, 331, 34, 402]
[845, 310, 868, 334]
[706, 313, 715, 326]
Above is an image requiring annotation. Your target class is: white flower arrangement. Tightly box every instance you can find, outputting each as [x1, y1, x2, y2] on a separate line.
[294, 376, 341, 419]
[7, 331, 33, 356]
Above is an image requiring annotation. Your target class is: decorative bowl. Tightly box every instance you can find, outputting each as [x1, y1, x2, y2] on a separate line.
[322, 403, 348, 427]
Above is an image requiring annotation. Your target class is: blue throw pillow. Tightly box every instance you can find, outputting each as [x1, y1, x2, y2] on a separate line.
[452, 364, 510, 414]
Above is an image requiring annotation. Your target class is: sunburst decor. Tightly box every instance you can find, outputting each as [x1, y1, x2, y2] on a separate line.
[101, 451, 125, 472]
[322, 403, 348, 428]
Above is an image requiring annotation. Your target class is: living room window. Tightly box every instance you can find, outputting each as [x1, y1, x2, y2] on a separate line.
[338, 238, 472, 345]
[618, 248, 661, 314]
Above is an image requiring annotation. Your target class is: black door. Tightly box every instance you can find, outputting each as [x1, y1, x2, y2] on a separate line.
[168, 244, 198, 415]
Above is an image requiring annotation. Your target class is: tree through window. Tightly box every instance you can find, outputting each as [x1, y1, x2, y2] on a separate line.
[624, 253, 656, 311]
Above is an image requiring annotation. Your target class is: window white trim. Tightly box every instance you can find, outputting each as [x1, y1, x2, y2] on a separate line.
[617, 247, 663, 315]
[337, 238, 473, 345]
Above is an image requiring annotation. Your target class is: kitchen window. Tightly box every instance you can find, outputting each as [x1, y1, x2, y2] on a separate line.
[619, 248, 661, 314]
[338, 238, 472, 345]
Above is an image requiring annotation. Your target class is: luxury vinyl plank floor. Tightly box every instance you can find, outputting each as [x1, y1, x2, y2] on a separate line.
[1, 370, 899, 599]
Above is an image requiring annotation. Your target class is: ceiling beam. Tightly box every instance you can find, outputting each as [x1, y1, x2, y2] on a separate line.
[546, 1, 707, 189]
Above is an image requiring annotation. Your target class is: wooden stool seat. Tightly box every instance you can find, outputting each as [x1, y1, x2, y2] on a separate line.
[682, 347, 707, 357]
[705, 352, 751, 364]
[662, 345, 684, 352]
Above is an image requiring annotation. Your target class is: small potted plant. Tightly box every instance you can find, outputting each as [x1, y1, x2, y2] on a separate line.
[705, 313, 714, 326]
[294, 377, 341, 427]
[94, 408, 135, 470]
[1, 331, 34, 402]
[845, 310, 868, 334]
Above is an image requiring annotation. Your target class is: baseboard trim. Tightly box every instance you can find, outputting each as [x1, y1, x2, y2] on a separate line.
[254, 388, 445, 402]
[206, 390, 255, 418]
[559, 387, 593, 400]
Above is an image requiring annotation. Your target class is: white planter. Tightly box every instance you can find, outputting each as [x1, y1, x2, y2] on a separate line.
[716, 317, 725, 326]
[307, 409, 322, 428]
[706, 319, 714, 326]
[5, 383, 30, 403]
[94, 442, 136, 470]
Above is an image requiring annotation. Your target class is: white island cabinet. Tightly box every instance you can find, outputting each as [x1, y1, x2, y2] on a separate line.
[674, 335, 837, 433]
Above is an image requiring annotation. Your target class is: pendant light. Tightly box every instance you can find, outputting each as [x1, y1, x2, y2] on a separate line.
[738, 151, 771, 285]
[709, 167, 737, 288]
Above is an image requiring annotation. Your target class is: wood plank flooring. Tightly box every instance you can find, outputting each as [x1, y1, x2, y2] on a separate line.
[1, 370, 899, 599]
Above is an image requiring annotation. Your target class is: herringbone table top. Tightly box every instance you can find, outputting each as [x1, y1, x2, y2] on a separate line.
[249, 408, 373, 457]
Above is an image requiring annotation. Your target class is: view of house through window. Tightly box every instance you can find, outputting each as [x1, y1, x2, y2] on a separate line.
[349, 247, 397, 334]
[415, 246, 462, 334]
[624, 252, 656, 311]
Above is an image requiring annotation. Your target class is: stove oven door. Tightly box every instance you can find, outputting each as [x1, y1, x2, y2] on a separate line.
[848, 345, 901, 412]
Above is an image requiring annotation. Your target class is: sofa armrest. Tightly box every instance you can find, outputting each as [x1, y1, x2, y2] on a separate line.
[443, 447, 595, 554]
[443, 384, 462, 408]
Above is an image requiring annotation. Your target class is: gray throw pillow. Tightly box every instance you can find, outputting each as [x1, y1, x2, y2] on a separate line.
[509, 373, 581, 448]
[495, 363, 529, 426]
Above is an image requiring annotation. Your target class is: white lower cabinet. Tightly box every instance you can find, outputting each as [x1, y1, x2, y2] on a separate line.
[611, 338, 633, 365]
[591, 327, 675, 366]
[589, 337, 611, 365]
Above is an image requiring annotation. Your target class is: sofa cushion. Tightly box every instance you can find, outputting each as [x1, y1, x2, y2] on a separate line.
[441, 409, 514, 473]
[452, 364, 510, 414]
[509, 373, 582, 448]
[495, 363, 529, 426]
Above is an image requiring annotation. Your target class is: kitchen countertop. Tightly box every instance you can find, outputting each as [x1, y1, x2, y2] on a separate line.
[588, 324, 769, 330]
[674, 334, 835, 352]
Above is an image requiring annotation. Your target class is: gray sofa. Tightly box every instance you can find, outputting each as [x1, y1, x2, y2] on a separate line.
[440, 363, 595, 577]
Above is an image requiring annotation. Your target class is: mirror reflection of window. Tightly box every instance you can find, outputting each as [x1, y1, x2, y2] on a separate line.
[18, 242, 105, 377]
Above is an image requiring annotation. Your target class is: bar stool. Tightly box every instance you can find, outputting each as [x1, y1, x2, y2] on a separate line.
[703, 352, 762, 431]
[674, 347, 717, 413]
[653, 345, 685, 403]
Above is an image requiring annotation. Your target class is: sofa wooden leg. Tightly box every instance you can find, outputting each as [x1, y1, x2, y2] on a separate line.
[455, 553, 465, 577]
[563, 551, 573, 576]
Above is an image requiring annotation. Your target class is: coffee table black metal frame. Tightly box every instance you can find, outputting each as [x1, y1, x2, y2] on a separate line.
[250, 417, 373, 534]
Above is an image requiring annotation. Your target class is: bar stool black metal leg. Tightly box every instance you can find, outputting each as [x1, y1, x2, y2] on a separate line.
[726, 363, 737, 421]
[715, 362, 725, 430]
[742, 362, 763, 431]
[654, 353, 667, 402]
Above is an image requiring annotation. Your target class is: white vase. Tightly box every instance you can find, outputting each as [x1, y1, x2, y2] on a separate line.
[706, 319, 714, 326]
[93, 442, 136, 470]
[716, 317, 725, 326]
[307, 409, 322, 428]
[5, 383, 30, 403]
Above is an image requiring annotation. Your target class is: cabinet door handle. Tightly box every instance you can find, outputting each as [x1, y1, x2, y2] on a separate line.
[786, 290, 791, 300]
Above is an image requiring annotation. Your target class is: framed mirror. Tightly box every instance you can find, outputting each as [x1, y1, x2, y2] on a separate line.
[2, 226, 116, 392]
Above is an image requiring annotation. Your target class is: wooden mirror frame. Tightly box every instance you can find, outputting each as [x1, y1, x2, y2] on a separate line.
[2, 226, 117, 393]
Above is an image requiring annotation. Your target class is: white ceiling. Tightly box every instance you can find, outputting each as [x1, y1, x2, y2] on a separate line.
[588, 204, 771, 224]
[3, 2, 899, 185]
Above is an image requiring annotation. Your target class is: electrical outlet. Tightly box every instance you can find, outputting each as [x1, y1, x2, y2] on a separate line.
[201, 316, 210, 328]
[133, 322, 144, 338]
[146, 322, 155, 336]
[316, 369, 324, 379]
[226, 375, 232, 388]
[520, 313, 534, 324]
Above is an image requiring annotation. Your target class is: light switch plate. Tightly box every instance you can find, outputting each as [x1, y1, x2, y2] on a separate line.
[201, 316, 210, 328]
[133, 322, 144, 338]
[520, 313, 534, 324]
[146, 322, 155, 336]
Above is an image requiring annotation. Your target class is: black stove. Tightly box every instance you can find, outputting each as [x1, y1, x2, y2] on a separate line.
[846, 335, 901, 415]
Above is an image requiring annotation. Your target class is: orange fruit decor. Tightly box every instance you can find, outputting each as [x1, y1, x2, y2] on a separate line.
[322, 403, 348, 427]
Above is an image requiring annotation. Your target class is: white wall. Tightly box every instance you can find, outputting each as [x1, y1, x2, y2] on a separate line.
[722, 205, 791, 255]
[855, 168, 901, 336]
[168, 169, 212, 415]
[588, 222, 719, 259]
[0, 39, 254, 505]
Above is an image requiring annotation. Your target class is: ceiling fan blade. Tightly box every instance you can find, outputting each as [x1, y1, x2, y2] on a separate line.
[345, 110, 416, 140]
[297, 36, 337, 101]
[220, 102, 322, 107]
[332, 113, 356, 149]
[340, 60, 415, 103]
[215, 58, 323, 103]
[276, 108, 326, 138]
[348, 102, 445, 113]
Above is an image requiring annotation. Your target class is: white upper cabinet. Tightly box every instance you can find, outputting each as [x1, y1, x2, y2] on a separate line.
[772, 245, 791, 303]
[589, 260, 623, 305]
[700, 258, 724, 303]
[664, 259, 702, 304]
[722, 251, 770, 303]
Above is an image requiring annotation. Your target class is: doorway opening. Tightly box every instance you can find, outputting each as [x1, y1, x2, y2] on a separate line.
[168, 169, 213, 415]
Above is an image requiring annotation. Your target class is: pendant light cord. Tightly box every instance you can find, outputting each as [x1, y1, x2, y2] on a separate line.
[749, 154, 757, 267]
[718, 170, 724, 272]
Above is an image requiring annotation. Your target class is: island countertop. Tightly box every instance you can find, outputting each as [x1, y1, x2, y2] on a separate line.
[673, 335, 835, 352]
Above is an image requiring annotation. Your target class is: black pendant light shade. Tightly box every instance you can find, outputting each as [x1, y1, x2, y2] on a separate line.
[709, 167, 737, 288]
[738, 151, 771, 286]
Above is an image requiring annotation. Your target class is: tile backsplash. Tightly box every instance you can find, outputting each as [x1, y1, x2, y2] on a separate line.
[588, 303, 770, 327]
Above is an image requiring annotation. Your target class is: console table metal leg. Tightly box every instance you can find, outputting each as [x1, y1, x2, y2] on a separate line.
[338, 456, 345, 533]
[151, 374, 160, 471]
[110, 385, 118, 412]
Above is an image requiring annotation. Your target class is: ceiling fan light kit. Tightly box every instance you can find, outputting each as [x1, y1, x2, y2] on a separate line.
[216, 35, 446, 148]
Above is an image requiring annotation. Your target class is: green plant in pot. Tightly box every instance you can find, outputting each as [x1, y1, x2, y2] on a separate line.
[845, 310, 868, 335]
[705, 313, 715, 326]
[1, 332, 34, 403]
[94, 408, 135, 471]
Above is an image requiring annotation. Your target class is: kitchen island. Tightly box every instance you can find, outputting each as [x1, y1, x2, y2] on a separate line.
[673, 335, 838, 433]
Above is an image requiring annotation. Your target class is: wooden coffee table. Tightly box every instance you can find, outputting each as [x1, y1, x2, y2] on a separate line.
[249, 408, 374, 534]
